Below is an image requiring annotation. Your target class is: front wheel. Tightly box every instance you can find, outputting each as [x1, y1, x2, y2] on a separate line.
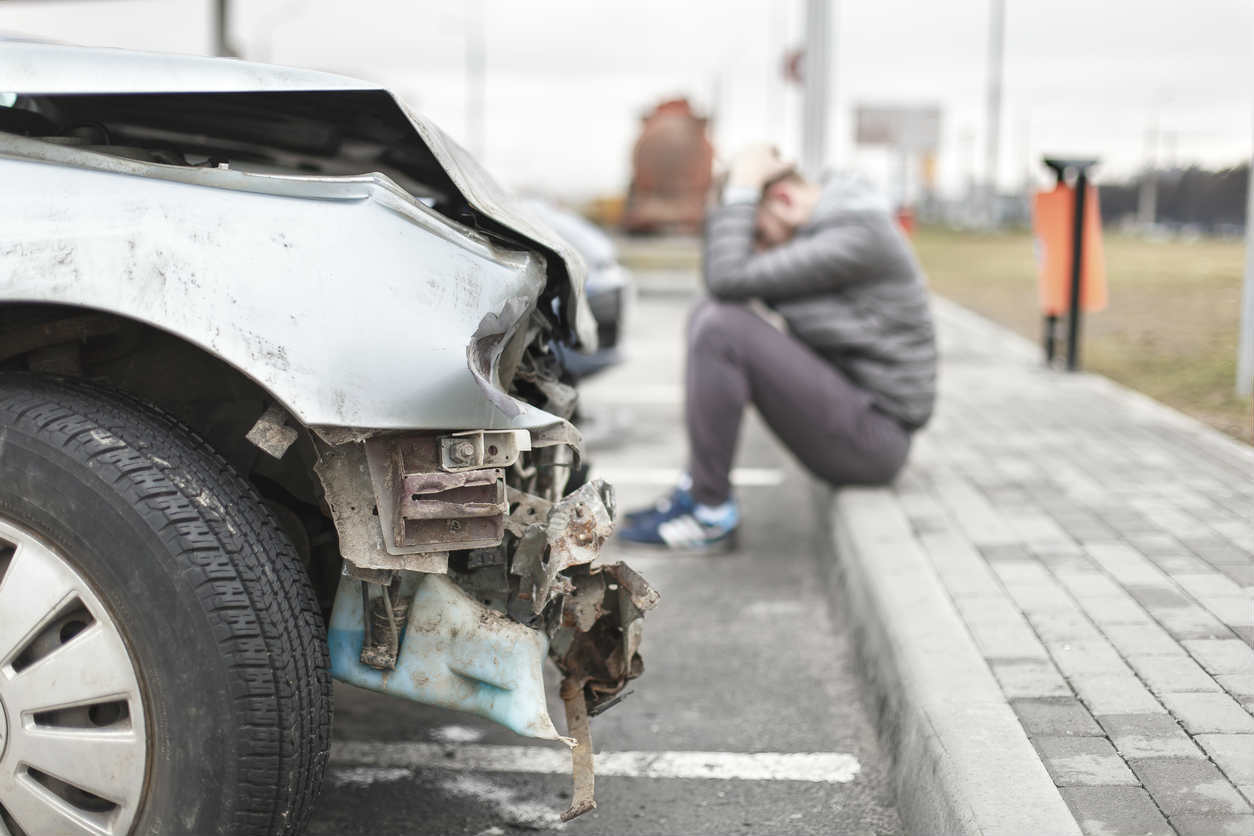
[0, 376, 330, 836]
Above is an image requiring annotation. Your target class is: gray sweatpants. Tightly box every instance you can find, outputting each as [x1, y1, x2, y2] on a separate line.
[686, 299, 912, 506]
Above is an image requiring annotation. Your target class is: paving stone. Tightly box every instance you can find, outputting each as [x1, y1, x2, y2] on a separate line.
[1003, 580, 1079, 614]
[1154, 554, 1220, 574]
[992, 660, 1072, 698]
[1185, 640, 1254, 676]
[1130, 757, 1252, 815]
[1221, 566, 1254, 587]
[966, 619, 1052, 661]
[1126, 654, 1224, 694]
[1057, 571, 1133, 599]
[1058, 786, 1173, 836]
[924, 533, 1007, 596]
[1087, 543, 1170, 586]
[1154, 604, 1234, 639]
[1196, 735, 1254, 786]
[1174, 573, 1248, 598]
[1029, 609, 1105, 643]
[1130, 534, 1192, 556]
[1218, 675, 1254, 700]
[1187, 540, 1254, 565]
[1034, 736, 1139, 786]
[953, 594, 1052, 660]
[1075, 594, 1156, 627]
[1161, 692, 1254, 734]
[1202, 597, 1254, 629]
[1012, 698, 1104, 737]
[1049, 639, 1132, 678]
[1098, 713, 1204, 759]
[1128, 584, 1193, 608]
[1169, 814, 1254, 836]
[978, 543, 1032, 561]
[1035, 550, 1093, 569]
[1103, 623, 1188, 657]
[1072, 674, 1165, 715]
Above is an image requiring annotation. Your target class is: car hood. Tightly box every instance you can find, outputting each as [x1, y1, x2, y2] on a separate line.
[0, 42, 597, 348]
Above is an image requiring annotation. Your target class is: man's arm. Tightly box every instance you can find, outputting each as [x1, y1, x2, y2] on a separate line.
[702, 199, 875, 302]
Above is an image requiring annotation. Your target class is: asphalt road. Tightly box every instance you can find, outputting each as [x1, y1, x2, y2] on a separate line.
[308, 282, 900, 836]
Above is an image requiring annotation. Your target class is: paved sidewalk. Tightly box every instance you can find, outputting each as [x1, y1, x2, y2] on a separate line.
[875, 298, 1254, 835]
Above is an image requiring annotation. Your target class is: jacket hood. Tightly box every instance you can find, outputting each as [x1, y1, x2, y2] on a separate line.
[809, 172, 892, 224]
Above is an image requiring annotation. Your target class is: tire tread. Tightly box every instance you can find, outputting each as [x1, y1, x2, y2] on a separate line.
[0, 375, 330, 836]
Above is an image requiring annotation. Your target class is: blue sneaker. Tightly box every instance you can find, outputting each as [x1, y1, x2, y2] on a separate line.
[618, 496, 739, 552]
[621, 484, 695, 528]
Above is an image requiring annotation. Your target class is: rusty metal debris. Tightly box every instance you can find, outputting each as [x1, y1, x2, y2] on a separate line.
[365, 434, 509, 554]
[245, 403, 299, 459]
[439, 429, 528, 472]
[560, 682, 596, 822]
[358, 580, 412, 671]
[548, 562, 658, 821]
[508, 480, 616, 616]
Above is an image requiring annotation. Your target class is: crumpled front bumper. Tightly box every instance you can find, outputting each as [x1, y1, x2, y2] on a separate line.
[319, 424, 657, 821]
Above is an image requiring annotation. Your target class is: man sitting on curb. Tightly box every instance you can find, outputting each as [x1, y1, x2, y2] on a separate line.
[618, 144, 938, 551]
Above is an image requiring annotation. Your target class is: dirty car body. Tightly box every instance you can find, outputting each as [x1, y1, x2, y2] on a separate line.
[0, 42, 654, 825]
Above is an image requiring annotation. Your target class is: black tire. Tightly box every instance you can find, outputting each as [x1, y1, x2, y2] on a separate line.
[0, 375, 330, 836]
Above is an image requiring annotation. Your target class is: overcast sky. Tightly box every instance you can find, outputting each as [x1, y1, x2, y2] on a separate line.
[2, 0, 1251, 201]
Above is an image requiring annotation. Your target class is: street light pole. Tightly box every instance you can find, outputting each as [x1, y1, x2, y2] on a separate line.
[985, 0, 1005, 224]
[1237, 107, 1254, 398]
[213, 0, 238, 58]
[801, 0, 831, 179]
[465, 0, 486, 160]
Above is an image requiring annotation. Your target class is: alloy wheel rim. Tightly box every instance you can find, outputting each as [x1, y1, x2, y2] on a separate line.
[0, 518, 147, 836]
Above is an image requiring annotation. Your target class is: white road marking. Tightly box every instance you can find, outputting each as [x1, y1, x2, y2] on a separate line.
[743, 600, 809, 618]
[331, 742, 861, 784]
[431, 724, 486, 744]
[329, 766, 413, 788]
[591, 466, 785, 487]
[439, 775, 565, 831]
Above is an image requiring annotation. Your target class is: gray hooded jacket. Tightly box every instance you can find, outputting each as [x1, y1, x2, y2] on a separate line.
[701, 175, 937, 429]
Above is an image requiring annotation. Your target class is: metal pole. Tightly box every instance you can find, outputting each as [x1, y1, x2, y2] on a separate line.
[801, 0, 831, 178]
[985, 0, 1005, 224]
[213, 0, 238, 58]
[1066, 169, 1088, 371]
[1237, 112, 1254, 396]
[766, 2, 785, 136]
[465, 0, 486, 160]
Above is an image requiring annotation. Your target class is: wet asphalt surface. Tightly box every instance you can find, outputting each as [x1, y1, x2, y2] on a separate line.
[307, 282, 901, 835]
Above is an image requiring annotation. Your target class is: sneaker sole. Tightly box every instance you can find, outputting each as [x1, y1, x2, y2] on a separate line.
[614, 529, 740, 555]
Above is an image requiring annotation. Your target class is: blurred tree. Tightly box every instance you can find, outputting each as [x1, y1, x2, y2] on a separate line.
[1100, 164, 1248, 232]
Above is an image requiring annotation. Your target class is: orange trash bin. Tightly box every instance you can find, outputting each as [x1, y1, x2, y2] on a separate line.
[1032, 183, 1108, 317]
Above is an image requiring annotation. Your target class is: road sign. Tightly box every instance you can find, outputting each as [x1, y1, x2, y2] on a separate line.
[854, 105, 941, 153]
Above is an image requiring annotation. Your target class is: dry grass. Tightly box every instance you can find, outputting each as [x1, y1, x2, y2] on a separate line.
[914, 226, 1253, 443]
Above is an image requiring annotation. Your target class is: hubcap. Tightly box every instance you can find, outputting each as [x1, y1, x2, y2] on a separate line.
[0, 519, 147, 836]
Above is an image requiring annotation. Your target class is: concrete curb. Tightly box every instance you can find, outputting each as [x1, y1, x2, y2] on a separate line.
[814, 483, 1082, 836]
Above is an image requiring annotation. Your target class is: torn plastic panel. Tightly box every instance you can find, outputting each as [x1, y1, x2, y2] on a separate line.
[328, 571, 569, 741]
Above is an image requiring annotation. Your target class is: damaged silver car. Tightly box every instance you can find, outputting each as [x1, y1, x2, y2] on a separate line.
[0, 42, 656, 836]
